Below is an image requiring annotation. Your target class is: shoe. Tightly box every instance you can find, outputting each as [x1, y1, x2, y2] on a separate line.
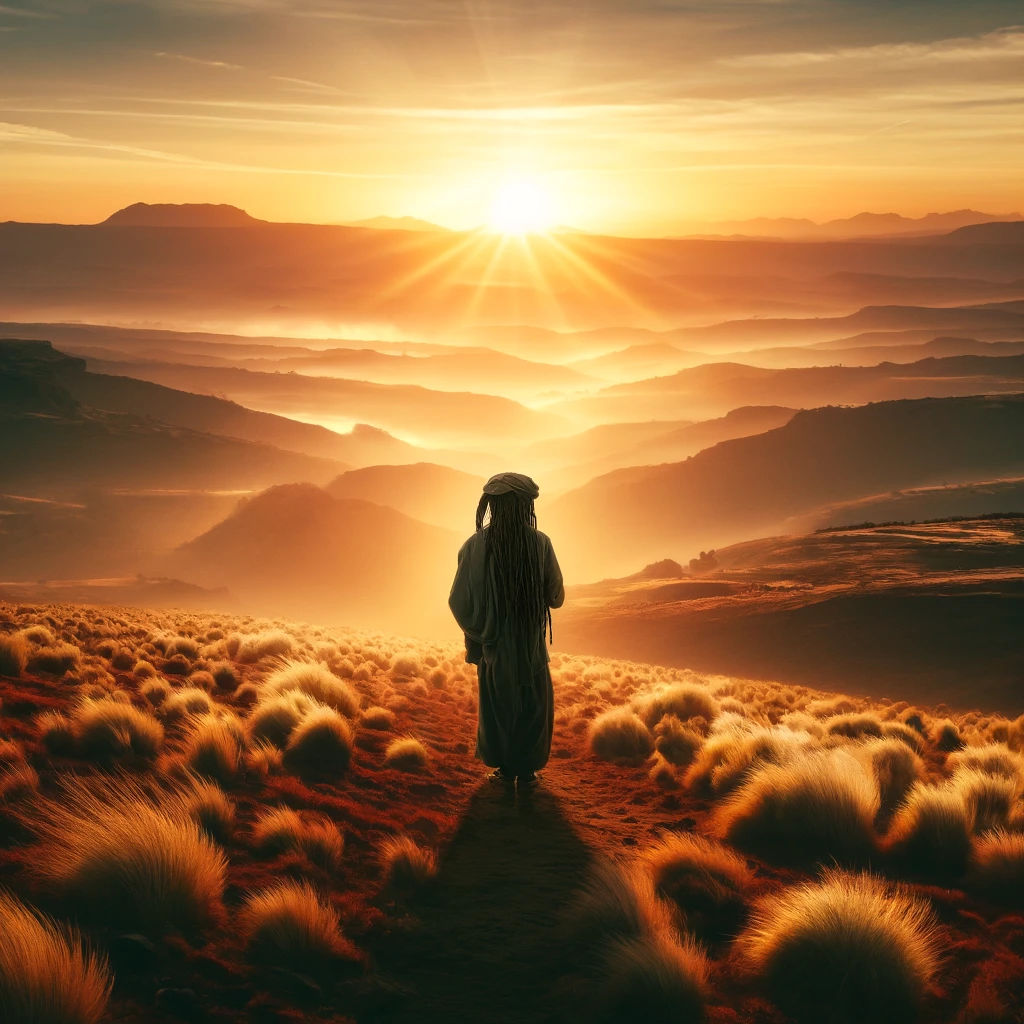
[489, 767, 513, 782]
[516, 771, 539, 787]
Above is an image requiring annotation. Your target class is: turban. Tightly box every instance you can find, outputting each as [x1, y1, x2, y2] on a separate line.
[482, 472, 540, 501]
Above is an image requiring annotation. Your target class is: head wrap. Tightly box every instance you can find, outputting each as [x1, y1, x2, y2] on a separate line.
[482, 472, 540, 501]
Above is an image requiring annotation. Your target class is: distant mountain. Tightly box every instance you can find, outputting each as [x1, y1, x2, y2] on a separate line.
[325, 463, 484, 531]
[347, 215, 448, 232]
[103, 203, 262, 227]
[688, 210, 1024, 241]
[171, 482, 459, 635]
[543, 393, 1024, 580]
[0, 339, 344, 498]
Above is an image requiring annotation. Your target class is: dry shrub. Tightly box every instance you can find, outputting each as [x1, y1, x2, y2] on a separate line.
[244, 740, 283, 777]
[0, 762, 40, 803]
[72, 699, 164, 759]
[27, 643, 81, 675]
[735, 870, 940, 1024]
[861, 739, 925, 819]
[0, 888, 112, 1024]
[185, 714, 243, 783]
[825, 712, 883, 740]
[361, 706, 394, 731]
[642, 831, 752, 941]
[380, 834, 438, 890]
[684, 728, 808, 797]
[640, 684, 719, 730]
[285, 706, 353, 774]
[588, 708, 654, 765]
[947, 745, 1024, 783]
[713, 750, 879, 867]
[183, 779, 235, 843]
[0, 633, 28, 677]
[251, 806, 344, 871]
[950, 769, 1020, 834]
[389, 651, 421, 680]
[967, 830, 1024, 906]
[37, 711, 75, 756]
[236, 630, 295, 664]
[18, 624, 56, 646]
[159, 686, 213, 724]
[264, 661, 359, 718]
[885, 784, 973, 876]
[247, 692, 314, 747]
[241, 881, 355, 966]
[654, 715, 704, 768]
[932, 719, 963, 752]
[26, 774, 227, 934]
[140, 677, 170, 707]
[166, 636, 199, 661]
[384, 736, 429, 771]
[210, 662, 238, 690]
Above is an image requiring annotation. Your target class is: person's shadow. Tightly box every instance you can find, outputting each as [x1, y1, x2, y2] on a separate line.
[362, 781, 594, 1024]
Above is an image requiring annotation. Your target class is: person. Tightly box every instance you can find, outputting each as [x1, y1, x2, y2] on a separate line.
[448, 471, 564, 786]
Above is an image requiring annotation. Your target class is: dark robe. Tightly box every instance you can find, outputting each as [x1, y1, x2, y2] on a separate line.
[448, 527, 565, 774]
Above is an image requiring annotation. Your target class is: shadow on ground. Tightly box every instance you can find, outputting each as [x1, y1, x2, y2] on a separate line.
[362, 779, 594, 1024]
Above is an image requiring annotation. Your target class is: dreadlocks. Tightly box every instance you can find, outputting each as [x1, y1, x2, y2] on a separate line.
[475, 490, 552, 642]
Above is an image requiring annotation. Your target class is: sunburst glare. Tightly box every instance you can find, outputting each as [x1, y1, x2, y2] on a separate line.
[489, 178, 555, 235]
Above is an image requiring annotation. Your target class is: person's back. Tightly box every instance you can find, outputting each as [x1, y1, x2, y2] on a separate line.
[448, 472, 564, 786]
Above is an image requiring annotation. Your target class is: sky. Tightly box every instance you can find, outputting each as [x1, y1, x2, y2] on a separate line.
[1, 0, 1023, 234]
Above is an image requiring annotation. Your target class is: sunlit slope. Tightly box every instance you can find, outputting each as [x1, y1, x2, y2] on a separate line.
[544, 394, 1024, 580]
[556, 516, 1024, 712]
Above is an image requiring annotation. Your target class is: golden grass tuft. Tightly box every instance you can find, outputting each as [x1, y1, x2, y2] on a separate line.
[284, 705, 354, 774]
[389, 651, 421, 680]
[251, 806, 344, 871]
[0, 633, 29, 677]
[158, 686, 213, 724]
[640, 683, 719, 730]
[884, 784, 973, 876]
[184, 714, 243, 783]
[235, 630, 295, 664]
[36, 711, 76, 756]
[653, 714, 704, 768]
[0, 762, 40, 803]
[17, 624, 56, 646]
[641, 832, 752, 942]
[361, 706, 395, 731]
[569, 860, 678, 946]
[25, 774, 227, 934]
[244, 739, 283, 778]
[949, 768, 1020, 834]
[967, 830, 1024, 906]
[588, 708, 654, 765]
[684, 728, 808, 797]
[139, 677, 170, 707]
[182, 778, 235, 843]
[247, 691, 314, 747]
[0, 888, 112, 1024]
[713, 750, 879, 867]
[824, 712, 883, 740]
[384, 736, 429, 771]
[735, 870, 940, 1024]
[133, 659, 158, 679]
[27, 643, 81, 675]
[861, 738, 925, 820]
[240, 880, 356, 966]
[932, 719, 963, 752]
[72, 699, 164, 759]
[380, 834, 438, 890]
[264, 661, 360, 718]
[880, 721, 925, 753]
[947, 745, 1024, 783]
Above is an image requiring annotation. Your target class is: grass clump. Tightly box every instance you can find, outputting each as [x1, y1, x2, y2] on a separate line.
[949, 768, 1019, 834]
[713, 750, 879, 867]
[36, 711, 75, 756]
[26, 774, 227, 935]
[0, 889, 112, 1024]
[247, 692, 314, 747]
[244, 740, 283, 778]
[884, 784, 973, 876]
[184, 714, 244, 783]
[182, 778, 235, 843]
[0, 633, 29, 677]
[380, 834, 438, 890]
[684, 727, 807, 797]
[384, 736, 429, 771]
[158, 686, 213, 724]
[947, 745, 1024, 783]
[642, 832, 752, 942]
[240, 881, 356, 966]
[640, 683, 719, 730]
[588, 708, 654, 765]
[389, 651, 421, 680]
[825, 712, 883, 740]
[251, 806, 344, 871]
[27, 643, 81, 675]
[361, 706, 394, 731]
[0, 762, 40, 803]
[653, 715, 704, 769]
[235, 630, 295, 664]
[139, 677, 170, 707]
[264, 661, 359, 718]
[861, 739, 924, 821]
[72, 699, 164, 759]
[967, 830, 1024, 906]
[284, 706, 354, 774]
[735, 870, 940, 1024]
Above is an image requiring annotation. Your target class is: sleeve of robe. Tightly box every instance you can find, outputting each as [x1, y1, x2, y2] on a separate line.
[448, 533, 501, 661]
[543, 533, 565, 609]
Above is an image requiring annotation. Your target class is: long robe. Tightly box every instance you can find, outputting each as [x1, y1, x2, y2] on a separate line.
[448, 527, 565, 774]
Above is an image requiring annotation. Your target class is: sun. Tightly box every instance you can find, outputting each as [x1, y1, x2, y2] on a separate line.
[489, 178, 555, 235]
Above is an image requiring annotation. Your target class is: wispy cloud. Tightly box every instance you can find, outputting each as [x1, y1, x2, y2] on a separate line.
[271, 76, 346, 96]
[151, 51, 243, 70]
[0, 3, 54, 18]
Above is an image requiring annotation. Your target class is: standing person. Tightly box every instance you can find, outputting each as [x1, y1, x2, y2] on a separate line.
[448, 472, 564, 786]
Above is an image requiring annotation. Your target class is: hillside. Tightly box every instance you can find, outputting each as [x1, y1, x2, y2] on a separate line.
[543, 393, 1024, 579]
[556, 516, 1024, 713]
[103, 202, 262, 227]
[170, 483, 460, 636]
[0, 603, 1020, 1024]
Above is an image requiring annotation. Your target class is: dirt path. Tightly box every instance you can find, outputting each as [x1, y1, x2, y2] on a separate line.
[362, 764, 597, 1024]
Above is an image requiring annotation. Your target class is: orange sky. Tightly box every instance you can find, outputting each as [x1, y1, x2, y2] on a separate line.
[1, 1, 1023, 234]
